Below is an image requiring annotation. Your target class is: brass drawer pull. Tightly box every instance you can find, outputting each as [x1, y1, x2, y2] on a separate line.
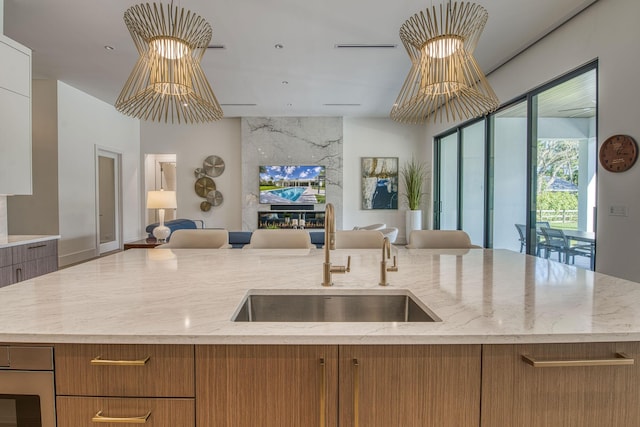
[92, 410, 151, 423]
[90, 356, 151, 366]
[522, 352, 634, 368]
[320, 358, 326, 427]
[353, 358, 359, 427]
[27, 244, 47, 250]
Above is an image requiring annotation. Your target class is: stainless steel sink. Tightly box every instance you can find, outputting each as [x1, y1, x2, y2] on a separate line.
[232, 291, 440, 322]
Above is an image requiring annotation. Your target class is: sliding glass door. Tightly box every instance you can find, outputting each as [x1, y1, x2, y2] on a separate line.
[532, 68, 597, 268]
[489, 101, 528, 252]
[434, 62, 597, 270]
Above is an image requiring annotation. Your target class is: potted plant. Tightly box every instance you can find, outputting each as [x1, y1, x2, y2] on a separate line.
[400, 157, 428, 243]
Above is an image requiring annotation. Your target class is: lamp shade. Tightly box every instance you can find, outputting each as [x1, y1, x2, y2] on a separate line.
[147, 190, 177, 209]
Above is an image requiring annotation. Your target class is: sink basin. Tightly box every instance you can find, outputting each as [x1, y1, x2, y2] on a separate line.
[232, 290, 440, 322]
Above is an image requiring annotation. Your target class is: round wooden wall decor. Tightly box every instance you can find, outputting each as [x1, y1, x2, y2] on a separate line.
[599, 134, 638, 172]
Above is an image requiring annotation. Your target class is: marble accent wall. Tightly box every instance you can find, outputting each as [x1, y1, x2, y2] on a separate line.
[0, 196, 7, 241]
[241, 117, 343, 230]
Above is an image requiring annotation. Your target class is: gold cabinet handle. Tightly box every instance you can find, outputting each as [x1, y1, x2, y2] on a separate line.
[92, 410, 151, 423]
[320, 358, 326, 427]
[353, 358, 359, 427]
[522, 352, 634, 368]
[90, 356, 151, 366]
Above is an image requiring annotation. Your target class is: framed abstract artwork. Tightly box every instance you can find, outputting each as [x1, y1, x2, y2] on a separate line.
[361, 157, 398, 209]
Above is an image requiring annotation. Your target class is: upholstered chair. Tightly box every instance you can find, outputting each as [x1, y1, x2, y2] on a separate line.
[406, 230, 482, 249]
[155, 229, 232, 249]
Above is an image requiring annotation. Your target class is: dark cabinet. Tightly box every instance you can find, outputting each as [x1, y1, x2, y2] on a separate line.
[0, 239, 58, 288]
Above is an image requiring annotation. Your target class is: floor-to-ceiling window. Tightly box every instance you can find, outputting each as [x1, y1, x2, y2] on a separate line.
[434, 132, 459, 230]
[460, 121, 486, 246]
[434, 62, 597, 270]
[488, 100, 528, 251]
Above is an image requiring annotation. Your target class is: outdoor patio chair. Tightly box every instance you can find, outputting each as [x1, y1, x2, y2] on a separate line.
[515, 224, 527, 253]
[539, 227, 592, 266]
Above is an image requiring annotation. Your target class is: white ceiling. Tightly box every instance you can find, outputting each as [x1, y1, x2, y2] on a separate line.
[4, 0, 597, 119]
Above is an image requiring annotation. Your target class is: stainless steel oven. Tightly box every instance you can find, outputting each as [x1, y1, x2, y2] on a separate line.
[0, 346, 55, 427]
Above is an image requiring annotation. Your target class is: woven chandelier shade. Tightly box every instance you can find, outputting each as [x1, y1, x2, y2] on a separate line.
[115, 3, 223, 124]
[390, 2, 499, 124]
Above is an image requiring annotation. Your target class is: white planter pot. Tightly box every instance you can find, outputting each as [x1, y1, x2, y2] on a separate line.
[405, 209, 422, 244]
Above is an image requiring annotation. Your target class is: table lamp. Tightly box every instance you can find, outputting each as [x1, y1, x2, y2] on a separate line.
[147, 190, 177, 242]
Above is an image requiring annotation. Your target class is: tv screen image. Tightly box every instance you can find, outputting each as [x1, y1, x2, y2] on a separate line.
[259, 165, 326, 204]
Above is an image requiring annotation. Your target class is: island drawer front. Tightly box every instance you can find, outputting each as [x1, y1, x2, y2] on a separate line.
[56, 396, 195, 427]
[12, 239, 57, 263]
[481, 342, 640, 427]
[0, 265, 13, 287]
[0, 247, 11, 268]
[55, 344, 195, 397]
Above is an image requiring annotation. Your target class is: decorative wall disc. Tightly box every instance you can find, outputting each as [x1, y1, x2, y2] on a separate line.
[206, 190, 224, 206]
[200, 201, 212, 212]
[195, 177, 216, 197]
[194, 168, 206, 179]
[203, 155, 225, 177]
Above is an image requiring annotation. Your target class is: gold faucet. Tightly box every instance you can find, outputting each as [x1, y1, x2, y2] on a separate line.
[379, 237, 398, 286]
[322, 203, 350, 286]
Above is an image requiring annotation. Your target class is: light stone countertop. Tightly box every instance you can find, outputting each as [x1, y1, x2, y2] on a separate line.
[0, 235, 60, 248]
[0, 247, 638, 345]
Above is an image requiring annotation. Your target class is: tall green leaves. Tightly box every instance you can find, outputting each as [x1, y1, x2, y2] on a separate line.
[400, 157, 427, 210]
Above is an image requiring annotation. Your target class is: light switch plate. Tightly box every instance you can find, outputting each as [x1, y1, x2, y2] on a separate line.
[609, 205, 628, 216]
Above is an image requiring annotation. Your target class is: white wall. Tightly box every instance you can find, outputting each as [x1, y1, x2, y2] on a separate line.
[140, 119, 242, 232]
[423, 0, 640, 281]
[344, 118, 428, 243]
[139, 117, 427, 242]
[57, 81, 140, 266]
[8, 80, 59, 236]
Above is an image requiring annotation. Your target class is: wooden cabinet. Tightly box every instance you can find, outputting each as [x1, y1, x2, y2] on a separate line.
[481, 342, 640, 427]
[55, 344, 196, 426]
[196, 345, 338, 427]
[0, 35, 32, 195]
[0, 239, 58, 288]
[339, 345, 481, 427]
[56, 397, 194, 427]
[0, 247, 13, 287]
[196, 344, 481, 427]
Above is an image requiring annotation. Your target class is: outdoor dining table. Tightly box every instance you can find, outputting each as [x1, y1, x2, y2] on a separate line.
[563, 229, 596, 270]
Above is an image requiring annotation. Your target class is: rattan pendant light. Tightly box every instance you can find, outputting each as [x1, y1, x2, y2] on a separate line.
[115, 2, 223, 124]
[390, 1, 499, 124]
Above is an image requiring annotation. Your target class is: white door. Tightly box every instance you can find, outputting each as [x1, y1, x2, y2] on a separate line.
[96, 148, 122, 254]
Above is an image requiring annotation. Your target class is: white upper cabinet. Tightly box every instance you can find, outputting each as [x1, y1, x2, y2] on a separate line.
[0, 35, 31, 195]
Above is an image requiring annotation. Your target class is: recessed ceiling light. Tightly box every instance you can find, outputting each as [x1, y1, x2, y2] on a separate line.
[275, 44, 284, 49]
[334, 43, 397, 49]
[282, 81, 289, 85]
[104, 45, 115, 51]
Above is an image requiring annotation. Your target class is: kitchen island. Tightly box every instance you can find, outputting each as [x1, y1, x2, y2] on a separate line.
[0, 247, 637, 344]
[1, 248, 639, 427]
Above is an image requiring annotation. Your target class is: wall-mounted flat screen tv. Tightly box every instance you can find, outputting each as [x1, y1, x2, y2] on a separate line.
[259, 165, 326, 204]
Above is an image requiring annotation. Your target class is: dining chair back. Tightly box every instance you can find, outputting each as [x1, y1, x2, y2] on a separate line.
[155, 229, 231, 249]
[406, 230, 481, 249]
[515, 224, 527, 253]
[539, 227, 592, 266]
[335, 230, 385, 249]
[243, 229, 315, 249]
